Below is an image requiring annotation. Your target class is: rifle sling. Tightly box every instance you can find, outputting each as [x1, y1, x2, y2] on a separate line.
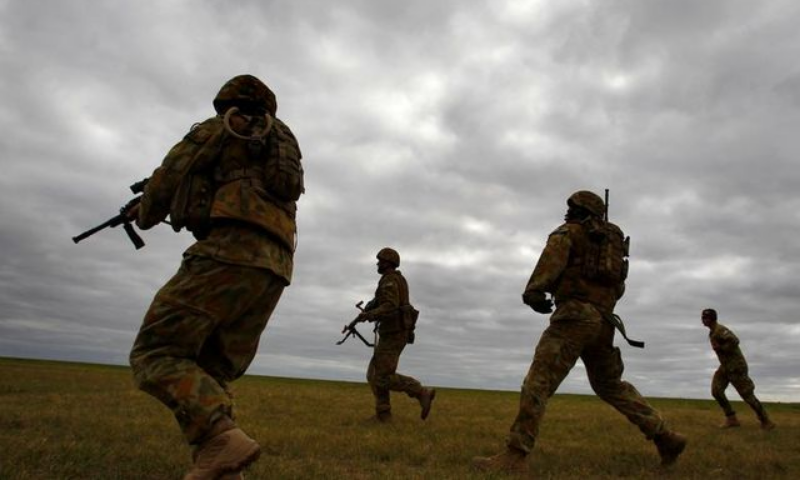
[603, 313, 645, 348]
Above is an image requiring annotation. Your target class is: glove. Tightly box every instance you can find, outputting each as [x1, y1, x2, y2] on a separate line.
[522, 290, 553, 314]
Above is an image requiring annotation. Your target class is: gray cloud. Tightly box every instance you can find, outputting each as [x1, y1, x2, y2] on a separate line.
[1, 0, 798, 403]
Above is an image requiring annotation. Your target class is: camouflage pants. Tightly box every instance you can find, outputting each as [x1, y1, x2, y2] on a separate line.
[712, 365, 769, 421]
[366, 330, 423, 415]
[129, 255, 285, 444]
[508, 315, 666, 453]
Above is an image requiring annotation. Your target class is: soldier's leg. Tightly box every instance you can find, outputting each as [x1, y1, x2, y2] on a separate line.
[197, 268, 285, 423]
[583, 330, 665, 438]
[368, 335, 403, 418]
[130, 256, 279, 444]
[507, 321, 585, 454]
[711, 366, 736, 418]
[382, 332, 424, 398]
[366, 355, 379, 397]
[730, 372, 771, 425]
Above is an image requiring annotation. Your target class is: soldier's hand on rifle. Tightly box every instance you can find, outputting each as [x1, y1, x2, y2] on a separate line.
[125, 202, 141, 220]
[357, 312, 372, 323]
[522, 290, 553, 314]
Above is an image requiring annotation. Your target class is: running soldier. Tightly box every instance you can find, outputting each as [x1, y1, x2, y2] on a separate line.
[473, 190, 686, 474]
[702, 308, 775, 430]
[354, 248, 436, 422]
[128, 74, 304, 479]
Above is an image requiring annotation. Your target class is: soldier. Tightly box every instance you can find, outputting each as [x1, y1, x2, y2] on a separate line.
[702, 308, 775, 430]
[128, 74, 304, 480]
[473, 191, 686, 475]
[354, 247, 436, 422]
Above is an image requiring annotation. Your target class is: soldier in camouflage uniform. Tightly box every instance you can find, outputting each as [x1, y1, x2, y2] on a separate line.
[702, 308, 775, 430]
[473, 191, 686, 475]
[128, 74, 304, 480]
[354, 248, 436, 422]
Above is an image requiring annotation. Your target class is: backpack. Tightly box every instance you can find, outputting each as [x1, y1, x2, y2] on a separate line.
[582, 220, 630, 286]
[263, 119, 304, 202]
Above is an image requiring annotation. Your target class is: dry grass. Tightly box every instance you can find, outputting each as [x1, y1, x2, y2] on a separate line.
[0, 357, 797, 479]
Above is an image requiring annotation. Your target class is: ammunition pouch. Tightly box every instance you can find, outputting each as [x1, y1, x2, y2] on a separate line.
[400, 304, 419, 343]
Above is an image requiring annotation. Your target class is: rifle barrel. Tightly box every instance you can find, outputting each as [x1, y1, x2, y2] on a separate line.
[72, 216, 123, 244]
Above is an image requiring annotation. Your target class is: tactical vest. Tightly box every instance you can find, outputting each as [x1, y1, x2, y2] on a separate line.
[170, 116, 304, 248]
[553, 220, 629, 312]
[375, 272, 419, 339]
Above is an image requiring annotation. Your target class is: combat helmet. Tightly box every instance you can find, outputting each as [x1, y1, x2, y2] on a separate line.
[567, 190, 606, 218]
[213, 74, 277, 117]
[701, 308, 717, 320]
[376, 247, 400, 267]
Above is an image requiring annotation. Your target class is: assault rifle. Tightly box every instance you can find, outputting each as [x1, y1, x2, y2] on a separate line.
[336, 301, 375, 347]
[72, 178, 150, 250]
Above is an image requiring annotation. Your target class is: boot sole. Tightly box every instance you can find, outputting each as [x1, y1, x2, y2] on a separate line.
[660, 439, 687, 466]
[216, 443, 262, 477]
[472, 457, 528, 475]
[421, 389, 436, 420]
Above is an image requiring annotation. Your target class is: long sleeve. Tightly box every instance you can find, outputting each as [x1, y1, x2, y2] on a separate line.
[366, 273, 401, 318]
[524, 226, 572, 295]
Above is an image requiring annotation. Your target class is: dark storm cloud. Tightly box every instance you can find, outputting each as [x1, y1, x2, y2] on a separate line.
[1, 0, 798, 402]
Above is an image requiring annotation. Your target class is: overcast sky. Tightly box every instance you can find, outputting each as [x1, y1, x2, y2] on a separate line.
[1, 0, 799, 403]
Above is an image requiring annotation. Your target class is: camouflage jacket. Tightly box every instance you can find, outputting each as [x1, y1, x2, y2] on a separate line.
[524, 220, 624, 321]
[366, 270, 409, 334]
[709, 323, 748, 371]
[137, 117, 297, 285]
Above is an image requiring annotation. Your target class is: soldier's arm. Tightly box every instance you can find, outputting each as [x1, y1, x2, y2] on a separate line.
[362, 276, 401, 320]
[716, 328, 740, 350]
[137, 120, 216, 229]
[523, 227, 572, 296]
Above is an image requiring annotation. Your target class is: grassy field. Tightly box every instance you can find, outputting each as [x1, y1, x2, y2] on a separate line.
[0, 357, 797, 479]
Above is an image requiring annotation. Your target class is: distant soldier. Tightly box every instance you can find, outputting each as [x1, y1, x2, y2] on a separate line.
[701, 308, 775, 430]
[354, 247, 436, 422]
[128, 74, 304, 480]
[473, 191, 686, 475]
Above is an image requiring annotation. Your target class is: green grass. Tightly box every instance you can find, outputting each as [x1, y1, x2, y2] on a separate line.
[0, 357, 797, 479]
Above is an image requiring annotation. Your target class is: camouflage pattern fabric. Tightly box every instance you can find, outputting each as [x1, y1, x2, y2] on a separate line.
[136, 117, 226, 231]
[709, 323, 770, 421]
[185, 222, 294, 284]
[367, 331, 423, 415]
[509, 217, 667, 453]
[366, 271, 408, 335]
[130, 255, 284, 444]
[213, 74, 277, 116]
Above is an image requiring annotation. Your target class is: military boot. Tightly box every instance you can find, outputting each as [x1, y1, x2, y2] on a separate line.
[472, 447, 528, 475]
[364, 411, 392, 424]
[760, 419, 776, 431]
[219, 474, 244, 480]
[653, 430, 687, 466]
[418, 388, 436, 420]
[184, 428, 261, 480]
[376, 411, 392, 423]
[719, 414, 741, 428]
